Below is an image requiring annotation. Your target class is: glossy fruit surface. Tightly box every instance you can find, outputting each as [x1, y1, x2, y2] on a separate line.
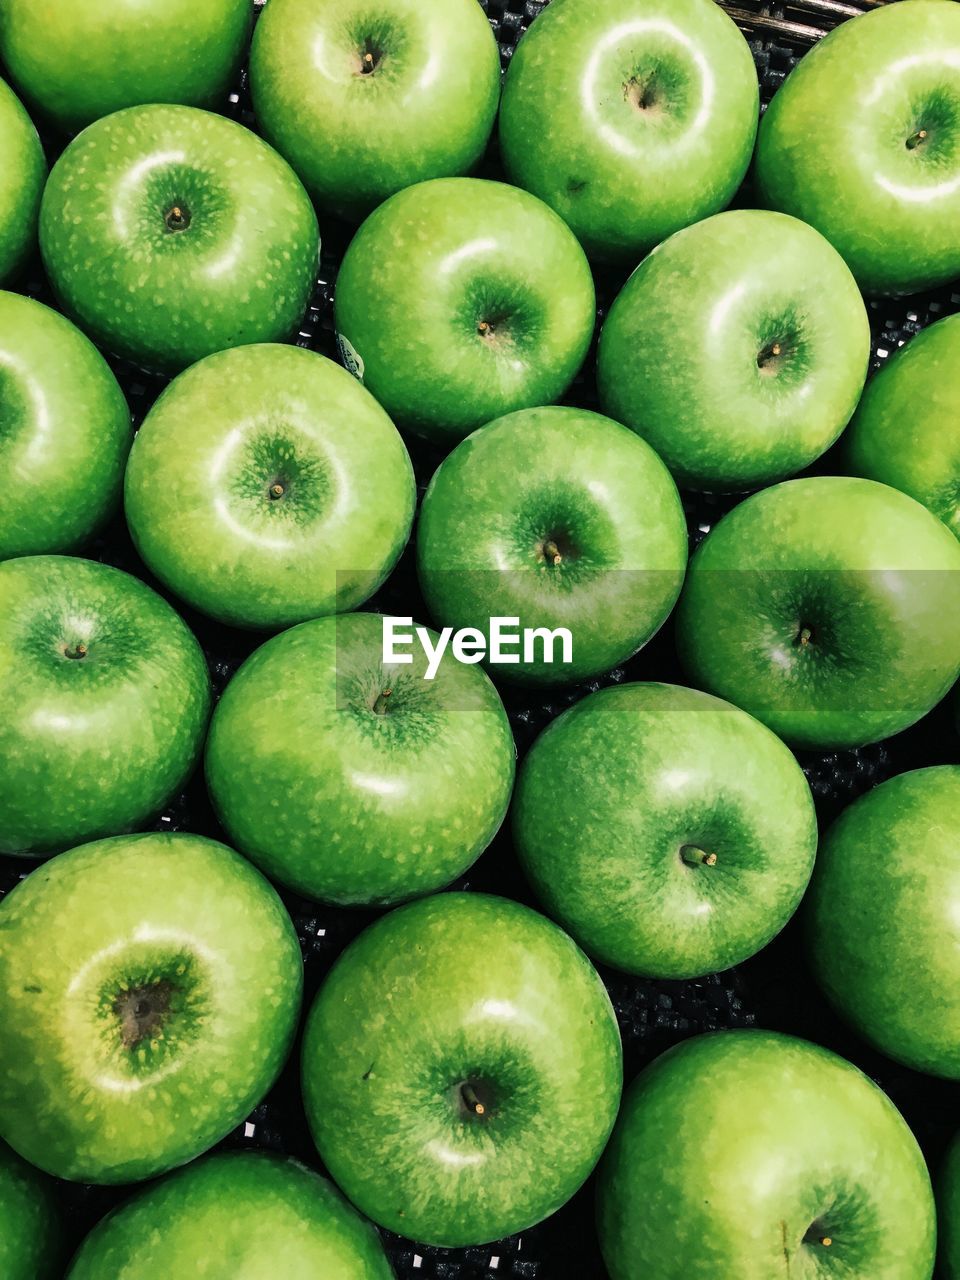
[251, 0, 500, 220]
[0, 0, 253, 134]
[514, 682, 817, 977]
[0, 77, 45, 284]
[40, 105, 319, 373]
[303, 893, 622, 1247]
[125, 344, 415, 628]
[0, 556, 211, 856]
[0, 1141, 60, 1280]
[0, 292, 131, 559]
[333, 178, 595, 444]
[0, 833, 302, 1183]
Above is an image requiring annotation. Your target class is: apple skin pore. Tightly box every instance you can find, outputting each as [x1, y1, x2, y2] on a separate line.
[302, 892, 623, 1248]
[844, 313, 960, 540]
[124, 344, 416, 629]
[514, 682, 818, 978]
[0, 833, 303, 1184]
[499, 0, 759, 262]
[334, 177, 596, 444]
[597, 1031, 936, 1280]
[0, 77, 45, 285]
[251, 0, 501, 221]
[676, 476, 960, 750]
[754, 0, 960, 295]
[64, 1151, 393, 1279]
[0, 556, 212, 857]
[39, 104, 320, 375]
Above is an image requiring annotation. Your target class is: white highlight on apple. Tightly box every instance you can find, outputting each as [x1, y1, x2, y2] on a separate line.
[382, 616, 573, 680]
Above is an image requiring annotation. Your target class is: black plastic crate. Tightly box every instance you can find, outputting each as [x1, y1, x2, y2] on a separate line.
[2, 2, 959, 1277]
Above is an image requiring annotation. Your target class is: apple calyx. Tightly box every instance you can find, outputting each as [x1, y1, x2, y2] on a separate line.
[113, 979, 176, 1051]
[372, 689, 393, 715]
[680, 845, 718, 868]
[164, 204, 191, 233]
[906, 128, 929, 151]
[624, 73, 666, 117]
[63, 641, 88, 660]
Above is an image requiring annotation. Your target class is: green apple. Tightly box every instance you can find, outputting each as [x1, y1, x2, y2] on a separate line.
[498, 0, 758, 262]
[40, 105, 319, 374]
[0, 832, 302, 1183]
[597, 210, 871, 491]
[333, 178, 595, 445]
[0, 292, 131, 559]
[416, 406, 687, 684]
[66, 1151, 392, 1279]
[0, 556, 211, 856]
[302, 892, 622, 1247]
[0, 1141, 60, 1280]
[124, 344, 415, 629]
[676, 476, 960, 750]
[205, 611, 515, 905]
[754, 0, 960, 295]
[806, 766, 960, 1078]
[845, 314, 960, 538]
[597, 1030, 936, 1279]
[0, 0, 253, 135]
[514, 682, 817, 978]
[0, 77, 45, 284]
[939, 1132, 960, 1279]
[250, 0, 500, 221]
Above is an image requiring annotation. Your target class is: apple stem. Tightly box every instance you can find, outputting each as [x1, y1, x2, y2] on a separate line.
[796, 627, 813, 647]
[543, 540, 563, 566]
[165, 205, 190, 232]
[269, 482, 285, 500]
[906, 128, 928, 150]
[819, 1238, 833, 1248]
[373, 689, 392, 715]
[680, 845, 717, 868]
[461, 1084, 486, 1116]
[477, 320, 493, 337]
[63, 642, 88, 660]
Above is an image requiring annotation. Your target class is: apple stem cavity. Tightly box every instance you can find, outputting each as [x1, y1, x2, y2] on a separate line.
[373, 689, 392, 716]
[680, 845, 718, 868]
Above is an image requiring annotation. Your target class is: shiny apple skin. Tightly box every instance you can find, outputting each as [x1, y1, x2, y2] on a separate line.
[0, 77, 45, 284]
[124, 344, 415, 629]
[498, 0, 759, 262]
[755, 0, 960, 295]
[251, 0, 500, 221]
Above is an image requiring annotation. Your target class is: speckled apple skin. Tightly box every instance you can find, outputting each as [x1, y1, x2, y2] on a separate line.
[845, 315, 960, 539]
[938, 1131, 960, 1279]
[0, 1141, 60, 1280]
[125, 344, 415, 629]
[0, 833, 303, 1183]
[0, 78, 45, 284]
[334, 178, 596, 444]
[597, 210, 871, 491]
[302, 893, 622, 1248]
[514, 683, 817, 978]
[416, 406, 687, 684]
[676, 476, 960, 750]
[0, 292, 131, 559]
[597, 1031, 936, 1280]
[498, 0, 759, 262]
[0, 556, 212, 856]
[39, 105, 319, 374]
[206, 612, 515, 905]
[66, 1151, 392, 1279]
[806, 767, 960, 1079]
[251, 0, 500, 221]
[0, 0, 253, 135]
[755, 0, 960, 295]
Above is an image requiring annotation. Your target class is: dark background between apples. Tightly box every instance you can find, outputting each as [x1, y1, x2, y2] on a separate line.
[2, 1, 959, 1276]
